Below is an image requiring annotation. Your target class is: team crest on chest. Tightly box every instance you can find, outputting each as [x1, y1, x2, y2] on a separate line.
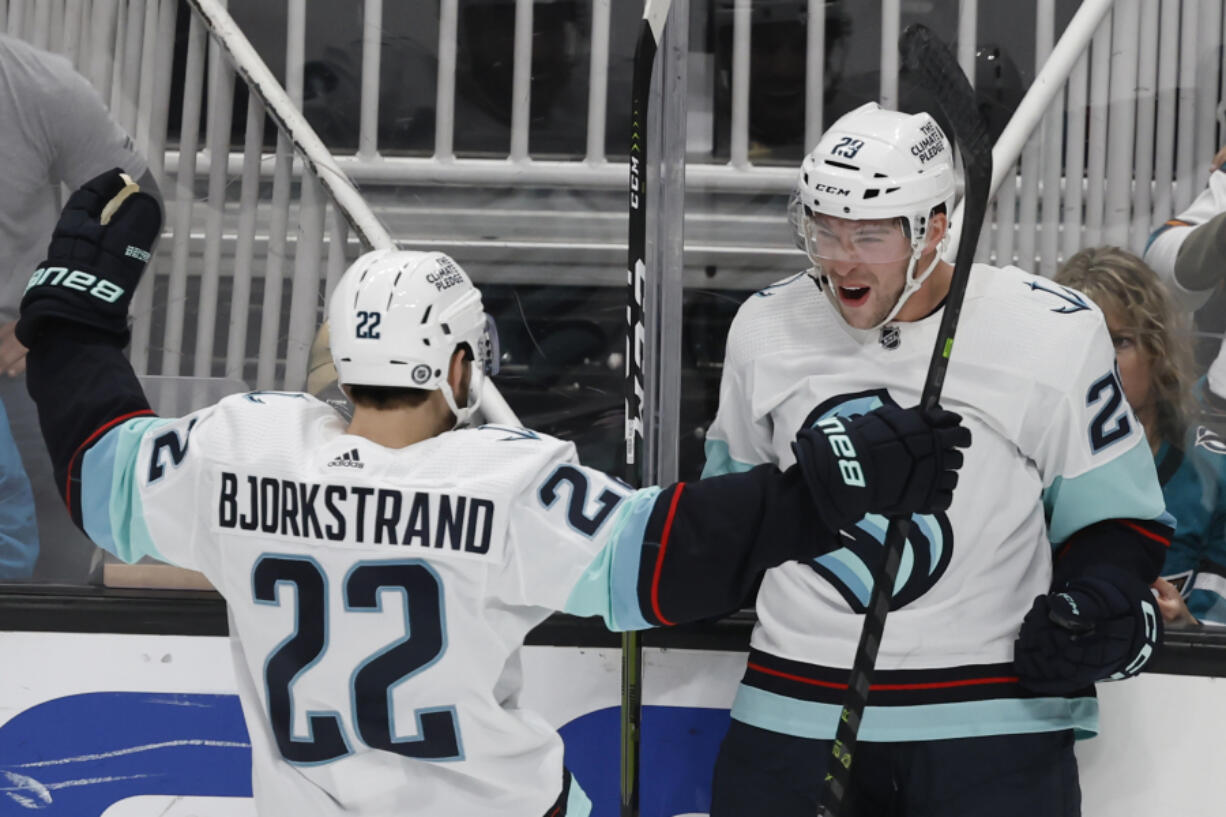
[800, 389, 955, 613]
[1196, 425, 1226, 455]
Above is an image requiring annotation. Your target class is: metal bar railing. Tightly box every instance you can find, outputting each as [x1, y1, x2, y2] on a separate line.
[729, 0, 751, 169]
[225, 97, 265, 382]
[1195, 0, 1222, 190]
[435, 0, 459, 162]
[585, 0, 611, 164]
[161, 10, 204, 378]
[1175, 0, 1198, 213]
[1037, 2, 1061, 276]
[879, 0, 900, 110]
[358, 0, 381, 162]
[1130, 0, 1160, 247]
[1152, 0, 1178, 236]
[509, 0, 534, 162]
[195, 28, 235, 379]
[958, 0, 977, 90]
[803, 0, 825, 151]
[1060, 49, 1089, 262]
[1104, 0, 1138, 248]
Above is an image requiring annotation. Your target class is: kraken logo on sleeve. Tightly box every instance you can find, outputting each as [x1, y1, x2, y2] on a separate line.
[800, 390, 955, 613]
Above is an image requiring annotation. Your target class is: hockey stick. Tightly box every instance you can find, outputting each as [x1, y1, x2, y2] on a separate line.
[622, 2, 672, 816]
[817, 24, 993, 817]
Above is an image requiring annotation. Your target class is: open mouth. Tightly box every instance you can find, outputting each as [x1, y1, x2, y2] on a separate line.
[838, 286, 870, 307]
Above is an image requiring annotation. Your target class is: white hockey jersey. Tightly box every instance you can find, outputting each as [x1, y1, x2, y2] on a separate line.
[77, 393, 667, 817]
[704, 265, 1169, 743]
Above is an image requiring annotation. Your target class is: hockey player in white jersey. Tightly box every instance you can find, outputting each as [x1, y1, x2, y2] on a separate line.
[705, 103, 1173, 817]
[15, 170, 969, 817]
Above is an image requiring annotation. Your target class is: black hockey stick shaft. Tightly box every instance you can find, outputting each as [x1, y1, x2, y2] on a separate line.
[818, 24, 993, 817]
[622, 2, 671, 816]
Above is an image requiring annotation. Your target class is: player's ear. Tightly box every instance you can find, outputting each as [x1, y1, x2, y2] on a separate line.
[448, 347, 471, 397]
[925, 210, 949, 252]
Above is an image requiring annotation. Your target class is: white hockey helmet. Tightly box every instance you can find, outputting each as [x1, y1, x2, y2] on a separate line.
[797, 102, 957, 327]
[328, 249, 499, 427]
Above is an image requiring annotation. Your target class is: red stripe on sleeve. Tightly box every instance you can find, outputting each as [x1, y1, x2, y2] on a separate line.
[65, 409, 157, 512]
[649, 483, 687, 627]
[1121, 520, 1170, 547]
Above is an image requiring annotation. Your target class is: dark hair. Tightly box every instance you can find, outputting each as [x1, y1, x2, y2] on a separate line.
[346, 385, 432, 410]
[345, 346, 473, 411]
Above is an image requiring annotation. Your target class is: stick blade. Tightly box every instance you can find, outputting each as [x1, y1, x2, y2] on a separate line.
[899, 24, 992, 266]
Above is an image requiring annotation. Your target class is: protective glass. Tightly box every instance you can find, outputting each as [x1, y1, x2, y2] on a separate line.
[803, 216, 912, 265]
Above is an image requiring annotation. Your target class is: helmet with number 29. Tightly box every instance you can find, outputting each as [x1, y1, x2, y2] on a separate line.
[794, 102, 957, 329]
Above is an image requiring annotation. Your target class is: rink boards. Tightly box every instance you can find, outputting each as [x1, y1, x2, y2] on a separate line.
[0, 631, 1224, 817]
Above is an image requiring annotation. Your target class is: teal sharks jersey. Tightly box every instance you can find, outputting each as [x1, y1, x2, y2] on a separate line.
[1157, 423, 1226, 624]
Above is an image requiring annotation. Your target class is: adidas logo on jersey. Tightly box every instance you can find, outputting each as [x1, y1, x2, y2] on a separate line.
[327, 448, 364, 469]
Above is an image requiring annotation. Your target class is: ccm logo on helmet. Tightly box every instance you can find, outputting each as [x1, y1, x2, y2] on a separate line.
[427, 257, 465, 292]
[910, 121, 946, 164]
[816, 415, 866, 487]
[812, 183, 852, 197]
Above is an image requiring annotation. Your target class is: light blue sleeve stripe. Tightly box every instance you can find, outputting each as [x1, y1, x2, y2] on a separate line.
[1043, 438, 1169, 544]
[565, 775, 593, 817]
[563, 486, 662, 631]
[731, 684, 1100, 742]
[80, 417, 176, 564]
[701, 438, 757, 478]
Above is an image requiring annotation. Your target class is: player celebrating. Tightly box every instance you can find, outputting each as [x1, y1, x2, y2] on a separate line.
[704, 103, 1172, 816]
[16, 170, 968, 817]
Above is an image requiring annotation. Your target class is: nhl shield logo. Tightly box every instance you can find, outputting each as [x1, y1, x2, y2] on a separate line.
[879, 325, 901, 350]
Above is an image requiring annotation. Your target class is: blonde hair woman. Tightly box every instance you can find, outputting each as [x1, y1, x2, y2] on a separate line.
[1056, 247, 1226, 626]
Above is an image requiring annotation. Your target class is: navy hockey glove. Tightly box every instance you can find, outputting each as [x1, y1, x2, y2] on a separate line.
[791, 404, 970, 533]
[1013, 571, 1162, 694]
[17, 169, 162, 349]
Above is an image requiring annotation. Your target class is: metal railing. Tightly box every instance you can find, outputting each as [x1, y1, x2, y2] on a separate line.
[4, 0, 1225, 391]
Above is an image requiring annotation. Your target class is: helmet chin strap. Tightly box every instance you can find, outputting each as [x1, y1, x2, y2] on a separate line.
[440, 372, 485, 429]
[812, 233, 949, 337]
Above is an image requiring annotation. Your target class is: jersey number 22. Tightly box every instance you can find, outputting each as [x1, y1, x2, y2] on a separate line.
[253, 555, 461, 765]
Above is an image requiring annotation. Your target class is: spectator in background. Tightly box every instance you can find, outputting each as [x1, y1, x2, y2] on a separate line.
[0, 399, 37, 579]
[1056, 247, 1226, 627]
[1144, 145, 1226, 403]
[0, 33, 161, 582]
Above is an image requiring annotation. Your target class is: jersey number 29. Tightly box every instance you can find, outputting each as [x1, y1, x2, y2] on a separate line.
[253, 555, 461, 765]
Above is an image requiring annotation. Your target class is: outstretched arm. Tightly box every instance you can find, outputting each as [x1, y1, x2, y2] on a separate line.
[552, 405, 969, 629]
[17, 169, 162, 523]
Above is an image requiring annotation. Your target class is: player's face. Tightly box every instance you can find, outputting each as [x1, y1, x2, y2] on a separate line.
[1104, 307, 1152, 416]
[808, 215, 912, 328]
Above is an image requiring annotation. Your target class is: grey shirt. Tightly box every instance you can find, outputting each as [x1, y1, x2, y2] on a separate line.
[0, 34, 149, 320]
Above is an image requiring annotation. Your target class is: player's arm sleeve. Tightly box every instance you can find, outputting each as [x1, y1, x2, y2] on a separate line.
[25, 322, 205, 569]
[500, 449, 829, 630]
[702, 323, 776, 478]
[44, 62, 153, 195]
[1144, 169, 1226, 310]
[1185, 466, 1226, 623]
[1027, 317, 1172, 588]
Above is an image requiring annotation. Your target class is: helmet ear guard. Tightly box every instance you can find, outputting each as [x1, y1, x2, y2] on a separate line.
[327, 249, 499, 427]
[795, 102, 958, 329]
